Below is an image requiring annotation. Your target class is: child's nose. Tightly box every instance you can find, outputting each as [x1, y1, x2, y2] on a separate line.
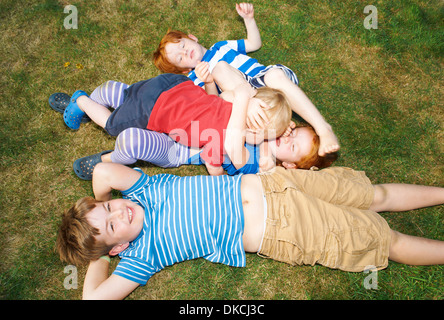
[110, 209, 124, 220]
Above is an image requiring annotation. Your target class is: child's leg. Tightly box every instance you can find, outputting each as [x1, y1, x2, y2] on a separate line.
[371, 184, 444, 212]
[89, 80, 129, 109]
[263, 68, 339, 156]
[73, 81, 129, 129]
[389, 230, 444, 265]
[108, 128, 190, 168]
[75, 96, 112, 129]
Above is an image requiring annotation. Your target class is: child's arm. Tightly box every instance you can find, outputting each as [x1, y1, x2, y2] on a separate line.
[258, 141, 276, 172]
[83, 257, 139, 300]
[213, 61, 270, 129]
[224, 83, 256, 169]
[205, 162, 225, 176]
[92, 162, 142, 201]
[236, 3, 262, 53]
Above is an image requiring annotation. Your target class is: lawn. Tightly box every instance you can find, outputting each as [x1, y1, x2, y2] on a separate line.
[0, 0, 442, 301]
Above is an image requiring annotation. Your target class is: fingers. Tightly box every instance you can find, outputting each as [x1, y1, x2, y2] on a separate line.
[195, 62, 213, 83]
[247, 99, 270, 130]
[236, 3, 254, 17]
[248, 109, 266, 129]
[281, 121, 296, 137]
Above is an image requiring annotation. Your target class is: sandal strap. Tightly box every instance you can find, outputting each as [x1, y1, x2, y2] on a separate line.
[49, 93, 70, 113]
[63, 90, 89, 130]
[73, 150, 112, 180]
[49, 92, 91, 123]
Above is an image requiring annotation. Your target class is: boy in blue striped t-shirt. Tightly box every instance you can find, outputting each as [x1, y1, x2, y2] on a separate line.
[57, 162, 444, 299]
[153, 3, 340, 158]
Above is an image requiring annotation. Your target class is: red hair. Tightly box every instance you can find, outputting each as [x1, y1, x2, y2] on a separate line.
[278, 125, 338, 170]
[153, 30, 193, 74]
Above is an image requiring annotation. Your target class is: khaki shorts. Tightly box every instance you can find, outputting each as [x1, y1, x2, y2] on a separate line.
[257, 166, 391, 272]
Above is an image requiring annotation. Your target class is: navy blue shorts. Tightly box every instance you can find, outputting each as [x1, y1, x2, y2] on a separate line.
[105, 74, 190, 136]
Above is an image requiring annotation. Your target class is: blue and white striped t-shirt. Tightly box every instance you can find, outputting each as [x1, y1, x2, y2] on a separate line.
[113, 171, 246, 285]
[188, 39, 266, 87]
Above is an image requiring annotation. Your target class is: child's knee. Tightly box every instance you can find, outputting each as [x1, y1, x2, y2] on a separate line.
[213, 61, 230, 73]
[388, 230, 401, 259]
[369, 184, 388, 212]
[263, 68, 286, 85]
[213, 61, 242, 77]
[115, 128, 141, 150]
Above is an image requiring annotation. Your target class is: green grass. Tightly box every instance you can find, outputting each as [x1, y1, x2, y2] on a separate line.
[0, 0, 442, 300]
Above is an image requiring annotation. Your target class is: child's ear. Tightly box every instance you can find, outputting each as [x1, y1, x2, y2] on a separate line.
[282, 161, 297, 169]
[109, 243, 129, 256]
[188, 34, 198, 42]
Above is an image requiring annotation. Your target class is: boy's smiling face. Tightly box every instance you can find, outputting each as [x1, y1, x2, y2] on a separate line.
[164, 35, 206, 72]
[87, 199, 145, 253]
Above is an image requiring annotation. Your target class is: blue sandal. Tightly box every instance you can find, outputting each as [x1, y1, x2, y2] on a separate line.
[63, 90, 89, 130]
[49, 92, 70, 113]
[49, 92, 90, 123]
[73, 150, 113, 180]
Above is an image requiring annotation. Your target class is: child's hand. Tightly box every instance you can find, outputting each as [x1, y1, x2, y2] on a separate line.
[195, 61, 214, 84]
[281, 121, 296, 137]
[246, 97, 269, 130]
[259, 155, 275, 172]
[236, 3, 254, 20]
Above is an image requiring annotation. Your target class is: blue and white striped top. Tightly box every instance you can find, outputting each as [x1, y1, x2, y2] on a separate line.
[188, 39, 266, 87]
[113, 171, 246, 285]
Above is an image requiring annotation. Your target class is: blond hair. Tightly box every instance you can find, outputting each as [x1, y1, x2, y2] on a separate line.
[255, 87, 292, 138]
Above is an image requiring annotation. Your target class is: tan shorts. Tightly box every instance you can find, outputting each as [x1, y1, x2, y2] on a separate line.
[257, 166, 391, 272]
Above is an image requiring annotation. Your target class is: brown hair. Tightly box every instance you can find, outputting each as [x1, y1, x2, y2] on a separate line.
[56, 197, 113, 265]
[153, 29, 193, 74]
[278, 124, 338, 169]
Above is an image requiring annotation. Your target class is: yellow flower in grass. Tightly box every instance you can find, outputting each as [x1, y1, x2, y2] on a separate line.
[76, 63, 84, 69]
[64, 61, 71, 68]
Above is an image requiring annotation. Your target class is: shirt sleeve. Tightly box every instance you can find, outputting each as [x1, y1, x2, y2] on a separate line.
[121, 169, 149, 197]
[113, 257, 159, 286]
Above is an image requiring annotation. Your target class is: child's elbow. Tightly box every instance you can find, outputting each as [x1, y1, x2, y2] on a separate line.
[92, 162, 111, 180]
[247, 40, 262, 53]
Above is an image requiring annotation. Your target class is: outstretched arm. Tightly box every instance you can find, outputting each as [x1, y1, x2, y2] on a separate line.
[236, 3, 262, 52]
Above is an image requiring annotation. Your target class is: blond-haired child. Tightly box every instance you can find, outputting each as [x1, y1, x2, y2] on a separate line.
[153, 3, 340, 157]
